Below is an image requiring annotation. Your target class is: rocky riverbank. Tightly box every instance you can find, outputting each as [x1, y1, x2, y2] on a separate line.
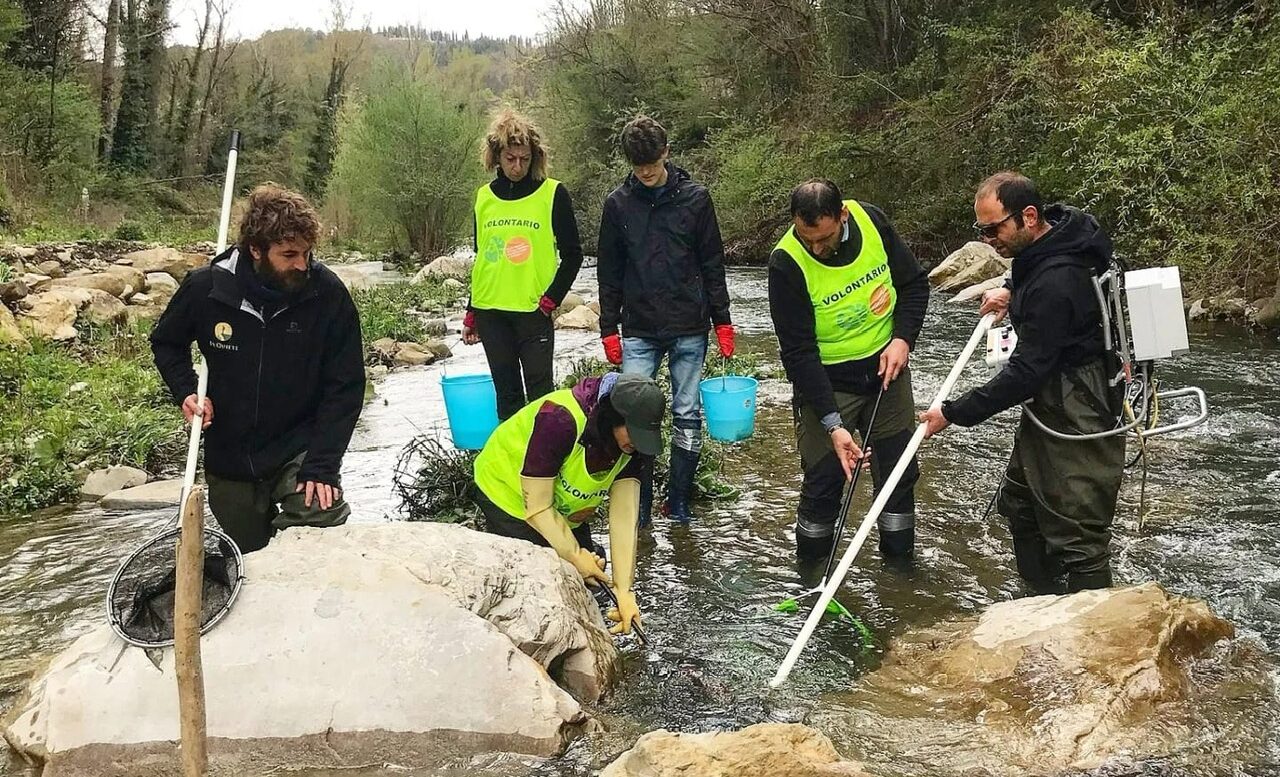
[930, 240, 1280, 331]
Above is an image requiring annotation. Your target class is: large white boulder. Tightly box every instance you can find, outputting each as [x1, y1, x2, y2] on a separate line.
[51, 265, 147, 299]
[17, 287, 127, 339]
[948, 275, 1006, 304]
[3, 523, 618, 776]
[933, 241, 1009, 292]
[833, 583, 1235, 775]
[602, 724, 870, 777]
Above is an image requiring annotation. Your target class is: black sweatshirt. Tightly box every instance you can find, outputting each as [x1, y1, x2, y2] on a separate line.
[768, 202, 930, 421]
[150, 248, 365, 485]
[468, 171, 584, 309]
[943, 205, 1111, 427]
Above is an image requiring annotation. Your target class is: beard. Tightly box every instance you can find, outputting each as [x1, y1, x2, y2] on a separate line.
[257, 261, 308, 293]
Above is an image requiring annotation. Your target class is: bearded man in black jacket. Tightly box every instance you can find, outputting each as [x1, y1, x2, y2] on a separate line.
[150, 184, 365, 553]
[920, 171, 1124, 593]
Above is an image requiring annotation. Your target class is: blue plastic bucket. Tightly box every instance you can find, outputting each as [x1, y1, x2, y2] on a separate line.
[440, 373, 500, 450]
[700, 375, 759, 443]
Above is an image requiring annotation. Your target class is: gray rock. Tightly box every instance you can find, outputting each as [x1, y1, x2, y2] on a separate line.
[19, 273, 52, 293]
[371, 337, 398, 362]
[413, 254, 474, 282]
[0, 278, 28, 305]
[422, 317, 448, 336]
[442, 278, 465, 290]
[3, 523, 616, 775]
[937, 244, 1010, 293]
[37, 260, 63, 278]
[99, 478, 184, 510]
[554, 306, 601, 331]
[121, 247, 206, 281]
[559, 292, 585, 314]
[603, 724, 870, 777]
[80, 466, 149, 500]
[948, 275, 1006, 304]
[393, 342, 435, 366]
[424, 339, 453, 359]
[0, 305, 28, 348]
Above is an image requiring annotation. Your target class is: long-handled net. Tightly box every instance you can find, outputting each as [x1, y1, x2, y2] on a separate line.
[106, 522, 244, 647]
[104, 130, 245, 649]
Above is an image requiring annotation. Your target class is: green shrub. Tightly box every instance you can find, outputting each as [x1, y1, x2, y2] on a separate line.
[113, 220, 148, 241]
[351, 279, 465, 347]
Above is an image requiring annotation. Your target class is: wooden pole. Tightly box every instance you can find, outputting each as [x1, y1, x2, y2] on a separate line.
[174, 484, 208, 776]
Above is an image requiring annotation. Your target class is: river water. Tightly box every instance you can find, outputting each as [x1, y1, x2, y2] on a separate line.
[1, 268, 1277, 775]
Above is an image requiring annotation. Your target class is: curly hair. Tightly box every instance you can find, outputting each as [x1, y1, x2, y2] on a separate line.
[237, 183, 320, 256]
[620, 115, 668, 165]
[481, 108, 549, 181]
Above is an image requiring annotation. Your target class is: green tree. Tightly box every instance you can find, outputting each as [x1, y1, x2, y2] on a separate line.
[328, 64, 485, 255]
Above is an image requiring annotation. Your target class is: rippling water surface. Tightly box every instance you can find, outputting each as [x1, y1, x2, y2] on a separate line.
[2, 268, 1277, 775]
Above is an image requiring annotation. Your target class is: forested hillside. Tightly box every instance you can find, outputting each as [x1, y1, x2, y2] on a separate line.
[2, 0, 1277, 294]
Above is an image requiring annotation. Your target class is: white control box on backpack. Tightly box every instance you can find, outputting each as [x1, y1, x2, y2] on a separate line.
[1124, 266, 1189, 361]
[985, 324, 1018, 377]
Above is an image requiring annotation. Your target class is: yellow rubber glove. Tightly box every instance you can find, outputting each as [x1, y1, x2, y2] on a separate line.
[605, 478, 642, 634]
[522, 476, 611, 586]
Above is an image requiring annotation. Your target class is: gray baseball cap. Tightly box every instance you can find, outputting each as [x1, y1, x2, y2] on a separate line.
[609, 374, 664, 457]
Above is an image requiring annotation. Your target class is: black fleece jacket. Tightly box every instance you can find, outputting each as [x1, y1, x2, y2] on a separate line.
[944, 205, 1112, 427]
[150, 248, 365, 485]
[768, 202, 930, 420]
[597, 163, 732, 339]
[468, 171, 584, 309]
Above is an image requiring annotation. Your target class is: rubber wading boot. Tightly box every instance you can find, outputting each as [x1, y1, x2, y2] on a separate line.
[1012, 535, 1066, 595]
[638, 464, 654, 529]
[796, 531, 835, 562]
[1067, 568, 1112, 593]
[665, 446, 700, 524]
[877, 511, 915, 559]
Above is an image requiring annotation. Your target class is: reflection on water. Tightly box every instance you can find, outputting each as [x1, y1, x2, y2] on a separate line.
[2, 269, 1278, 775]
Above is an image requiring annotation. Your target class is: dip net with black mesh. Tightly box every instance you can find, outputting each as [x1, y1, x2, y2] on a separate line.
[106, 523, 244, 648]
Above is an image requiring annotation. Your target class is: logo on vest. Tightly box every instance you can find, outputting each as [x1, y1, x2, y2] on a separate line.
[835, 305, 870, 332]
[868, 283, 892, 316]
[504, 235, 532, 264]
[214, 322, 233, 342]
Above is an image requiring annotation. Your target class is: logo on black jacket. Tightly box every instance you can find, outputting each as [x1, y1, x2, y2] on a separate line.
[287, 320, 302, 334]
[214, 322, 233, 342]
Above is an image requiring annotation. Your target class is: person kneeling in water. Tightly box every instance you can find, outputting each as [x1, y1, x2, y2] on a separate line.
[473, 373, 663, 634]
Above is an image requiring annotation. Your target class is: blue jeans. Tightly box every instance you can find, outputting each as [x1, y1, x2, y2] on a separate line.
[622, 334, 708, 453]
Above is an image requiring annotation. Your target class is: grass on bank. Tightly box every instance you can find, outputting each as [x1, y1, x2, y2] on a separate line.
[0, 275, 465, 517]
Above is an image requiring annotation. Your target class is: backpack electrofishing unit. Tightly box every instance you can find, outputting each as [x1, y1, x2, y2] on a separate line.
[984, 261, 1209, 441]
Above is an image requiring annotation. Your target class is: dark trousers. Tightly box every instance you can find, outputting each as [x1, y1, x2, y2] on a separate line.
[793, 368, 919, 557]
[473, 308, 555, 421]
[206, 452, 350, 554]
[998, 359, 1124, 591]
[475, 489, 599, 557]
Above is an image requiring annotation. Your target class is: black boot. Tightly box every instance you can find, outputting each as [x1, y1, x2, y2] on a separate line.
[796, 531, 835, 562]
[638, 456, 654, 528]
[1067, 568, 1112, 592]
[1012, 535, 1065, 595]
[877, 511, 915, 559]
[666, 445, 700, 524]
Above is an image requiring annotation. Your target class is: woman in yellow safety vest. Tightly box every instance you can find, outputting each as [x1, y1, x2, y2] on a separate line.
[473, 373, 663, 635]
[462, 109, 585, 420]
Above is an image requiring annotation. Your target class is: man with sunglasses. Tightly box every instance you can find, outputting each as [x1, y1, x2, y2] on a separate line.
[768, 179, 930, 565]
[151, 184, 365, 553]
[919, 171, 1124, 593]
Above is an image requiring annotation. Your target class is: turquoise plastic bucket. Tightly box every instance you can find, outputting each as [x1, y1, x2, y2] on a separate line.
[440, 373, 500, 450]
[700, 375, 758, 442]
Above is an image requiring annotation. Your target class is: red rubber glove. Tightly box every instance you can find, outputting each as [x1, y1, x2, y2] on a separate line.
[715, 324, 735, 358]
[602, 333, 623, 365]
[462, 309, 476, 329]
[538, 295, 557, 316]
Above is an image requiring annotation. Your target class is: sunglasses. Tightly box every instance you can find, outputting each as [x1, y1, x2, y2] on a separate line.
[972, 212, 1015, 239]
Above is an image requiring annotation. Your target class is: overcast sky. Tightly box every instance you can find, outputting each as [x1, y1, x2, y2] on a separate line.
[169, 0, 569, 46]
